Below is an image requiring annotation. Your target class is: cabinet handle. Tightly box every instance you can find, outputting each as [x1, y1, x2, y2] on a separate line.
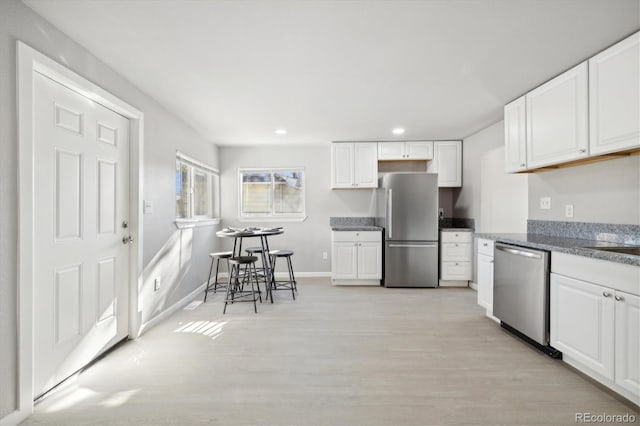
[603, 291, 610, 297]
[489, 260, 494, 264]
[520, 163, 526, 167]
[483, 243, 488, 247]
[579, 148, 586, 153]
[615, 295, 623, 301]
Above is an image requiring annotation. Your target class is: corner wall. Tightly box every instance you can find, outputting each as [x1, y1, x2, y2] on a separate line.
[0, 0, 218, 418]
[454, 121, 528, 233]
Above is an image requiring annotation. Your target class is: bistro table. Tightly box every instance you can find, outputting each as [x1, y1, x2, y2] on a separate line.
[216, 227, 284, 303]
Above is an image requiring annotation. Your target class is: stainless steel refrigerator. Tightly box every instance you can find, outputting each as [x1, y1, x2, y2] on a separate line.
[376, 173, 439, 288]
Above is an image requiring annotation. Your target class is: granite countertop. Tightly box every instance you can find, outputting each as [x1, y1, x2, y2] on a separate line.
[475, 233, 640, 266]
[329, 216, 382, 232]
[331, 225, 383, 231]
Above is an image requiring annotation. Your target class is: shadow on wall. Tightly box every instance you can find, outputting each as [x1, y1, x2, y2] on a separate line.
[137, 228, 193, 332]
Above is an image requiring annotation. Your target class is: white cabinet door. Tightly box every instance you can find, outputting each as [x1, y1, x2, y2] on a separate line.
[477, 253, 494, 312]
[354, 142, 378, 187]
[589, 32, 640, 155]
[615, 291, 640, 400]
[378, 142, 404, 160]
[406, 141, 433, 159]
[526, 62, 589, 168]
[331, 143, 354, 188]
[550, 273, 615, 379]
[332, 242, 357, 279]
[428, 141, 462, 187]
[357, 242, 382, 280]
[504, 96, 528, 173]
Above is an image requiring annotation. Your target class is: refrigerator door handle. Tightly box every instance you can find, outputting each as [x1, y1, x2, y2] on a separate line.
[388, 189, 393, 239]
[389, 243, 438, 248]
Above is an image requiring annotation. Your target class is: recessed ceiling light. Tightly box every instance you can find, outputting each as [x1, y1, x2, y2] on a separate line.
[275, 128, 287, 135]
[392, 128, 405, 135]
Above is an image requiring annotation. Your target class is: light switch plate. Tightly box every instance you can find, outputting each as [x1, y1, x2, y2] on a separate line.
[540, 197, 551, 210]
[144, 200, 153, 214]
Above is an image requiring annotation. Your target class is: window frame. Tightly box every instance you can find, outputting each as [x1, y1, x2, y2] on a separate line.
[238, 167, 307, 222]
[175, 151, 220, 227]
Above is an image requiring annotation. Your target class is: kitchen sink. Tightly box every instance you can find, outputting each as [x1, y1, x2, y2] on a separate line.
[583, 246, 640, 256]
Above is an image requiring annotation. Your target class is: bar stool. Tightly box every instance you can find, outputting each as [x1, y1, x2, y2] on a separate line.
[245, 246, 268, 277]
[224, 256, 262, 314]
[204, 251, 232, 302]
[269, 249, 297, 300]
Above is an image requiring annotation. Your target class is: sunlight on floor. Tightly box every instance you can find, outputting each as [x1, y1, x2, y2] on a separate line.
[173, 320, 227, 340]
[42, 378, 140, 413]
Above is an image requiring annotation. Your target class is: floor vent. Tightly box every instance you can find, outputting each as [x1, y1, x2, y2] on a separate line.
[183, 300, 202, 310]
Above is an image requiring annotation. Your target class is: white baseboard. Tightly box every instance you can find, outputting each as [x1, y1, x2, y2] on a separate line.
[439, 280, 469, 287]
[469, 282, 478, 291]
[0, 409, 29, 426]
[138, 281, 207, 335]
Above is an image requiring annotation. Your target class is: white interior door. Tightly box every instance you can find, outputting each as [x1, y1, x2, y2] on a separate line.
[33, 72, 130, 397]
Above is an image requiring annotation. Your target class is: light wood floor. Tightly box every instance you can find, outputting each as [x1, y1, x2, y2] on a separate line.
[24, 278, 638, 425]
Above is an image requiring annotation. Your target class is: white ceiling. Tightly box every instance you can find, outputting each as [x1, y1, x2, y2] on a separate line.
[23, 0, 640, 146]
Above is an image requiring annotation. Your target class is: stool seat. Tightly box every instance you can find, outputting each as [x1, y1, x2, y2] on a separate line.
[229, 256, 258, 265]
[270, 249, 294, 257]
[209, 251, 233, 259]
[245, 246, 265, 253]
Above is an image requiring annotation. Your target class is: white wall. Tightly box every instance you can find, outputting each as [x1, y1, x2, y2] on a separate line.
[528, 155, 640, 225]
[454, 121, 528, 233]
[0, 0, 218, 418]
[219, 145, 375, 273]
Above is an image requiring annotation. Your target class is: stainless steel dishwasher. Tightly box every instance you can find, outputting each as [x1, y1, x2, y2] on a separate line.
[493, 242, 560, 357]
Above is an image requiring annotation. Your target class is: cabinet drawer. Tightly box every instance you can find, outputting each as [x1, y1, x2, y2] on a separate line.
[331, 231, 381, 243]
[477, 238, 495, 257]
[441, 231, 472, 243]
[441, 261, 472, 280]
[441, 243, 472, 261]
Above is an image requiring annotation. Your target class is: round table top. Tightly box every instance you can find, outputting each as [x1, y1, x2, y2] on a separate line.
[216, 227, 284, 238]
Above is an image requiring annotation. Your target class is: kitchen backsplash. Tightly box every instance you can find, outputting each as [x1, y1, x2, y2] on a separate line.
[527, 220, 640, 245]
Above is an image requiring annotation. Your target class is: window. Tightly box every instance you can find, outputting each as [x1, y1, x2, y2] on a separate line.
[176, 152, 220, 223]
[239, 168, 305, 220]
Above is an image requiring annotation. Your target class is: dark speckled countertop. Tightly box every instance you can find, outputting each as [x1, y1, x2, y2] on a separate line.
[329, 216, 383, 232]
[475, 233, 640, 266]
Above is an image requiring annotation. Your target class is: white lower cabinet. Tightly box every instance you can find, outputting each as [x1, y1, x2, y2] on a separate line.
[550, 273, 615, 379]
[476, 238, 495, 317]
[440, 230, 472, 284]
[550, 252, 640, 404]
[615, 291, 640, 398]
[331, 231, 381, 285]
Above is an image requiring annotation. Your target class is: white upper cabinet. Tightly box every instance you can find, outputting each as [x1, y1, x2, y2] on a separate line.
[354, 143, 378, 187]
[504, 96, 527, 173]
[427, 141, 462, 187]
[526, 62, 589, 169]
[589, 32, 640, 155]
[331, 142, 378, 189]
[377, 141, 433, 160]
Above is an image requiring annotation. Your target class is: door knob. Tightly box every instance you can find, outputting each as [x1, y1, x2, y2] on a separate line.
[615, 295, 623, 301]
[122, 221, 129, 228]
[122, 236, 134, 244]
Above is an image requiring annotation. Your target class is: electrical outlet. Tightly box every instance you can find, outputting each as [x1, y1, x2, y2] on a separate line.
[322, 251, 328, 260]
[438, 208, 444, 219]
[565, 204, 574, 218]
[540, 197, 551, 210]
[154, 277, 161, 291]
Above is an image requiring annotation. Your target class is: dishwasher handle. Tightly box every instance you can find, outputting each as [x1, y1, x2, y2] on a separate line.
[495, 244, 542, 259]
